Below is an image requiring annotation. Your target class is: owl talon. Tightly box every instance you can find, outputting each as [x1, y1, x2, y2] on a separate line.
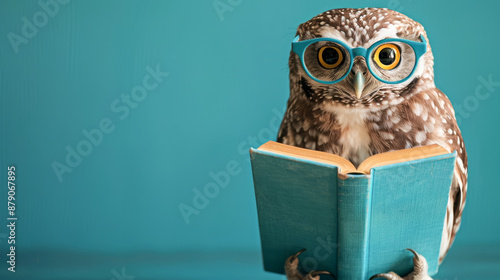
[285, 249, 306, 280]
[292, 248, 307, 261]
[369, 249, 434, 280]
[285, 249, 337, 280]
[305, 270, 336, 280]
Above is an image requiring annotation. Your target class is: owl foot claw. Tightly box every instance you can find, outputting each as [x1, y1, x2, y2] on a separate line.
[285, 249, 336, 280]
[305, 270, 336, 280]
[285, 249, 306, 280]
[369, 249, 434, 280]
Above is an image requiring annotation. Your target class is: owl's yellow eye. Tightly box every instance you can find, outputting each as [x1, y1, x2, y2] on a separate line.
[318, 46, 343, 69]
[373, 43, 401, 70]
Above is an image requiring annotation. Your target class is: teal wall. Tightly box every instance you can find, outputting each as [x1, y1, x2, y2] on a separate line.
[0, 0, 499, 279]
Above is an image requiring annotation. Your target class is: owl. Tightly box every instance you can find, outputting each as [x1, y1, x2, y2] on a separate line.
[278, 8, 467, 280]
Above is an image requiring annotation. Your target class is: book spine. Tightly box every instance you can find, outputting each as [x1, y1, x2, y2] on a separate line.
[337, 175, 372, 280]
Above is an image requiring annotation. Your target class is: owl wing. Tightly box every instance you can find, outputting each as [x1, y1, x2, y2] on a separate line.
[433, 89, 468, 262]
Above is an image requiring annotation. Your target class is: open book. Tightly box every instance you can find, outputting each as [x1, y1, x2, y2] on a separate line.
[256, 141, 450, 175]
[250, 141, 456, 279]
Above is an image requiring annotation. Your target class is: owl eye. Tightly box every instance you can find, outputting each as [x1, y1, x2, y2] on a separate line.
[318, 46, 343, 69]
[373, 43, 401, 70]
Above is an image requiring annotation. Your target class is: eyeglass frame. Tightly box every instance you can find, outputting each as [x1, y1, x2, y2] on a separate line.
[291, 34, 427, 85]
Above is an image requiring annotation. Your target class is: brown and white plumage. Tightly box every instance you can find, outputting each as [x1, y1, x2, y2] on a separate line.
[278, 8, 467, 279]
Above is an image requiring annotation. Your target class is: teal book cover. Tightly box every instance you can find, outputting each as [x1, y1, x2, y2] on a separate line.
[250, 141, 456, 279]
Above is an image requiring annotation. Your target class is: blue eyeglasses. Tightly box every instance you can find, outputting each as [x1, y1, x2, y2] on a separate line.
[292, 35, 427, 84]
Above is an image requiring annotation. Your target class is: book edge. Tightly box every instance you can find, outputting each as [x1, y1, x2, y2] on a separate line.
[357, 144, 450, 173]
[368, 151, 457, 173]
[252, 144, 356, 173]
[254, 141, 454, 175]
[256, 141, 357, 174]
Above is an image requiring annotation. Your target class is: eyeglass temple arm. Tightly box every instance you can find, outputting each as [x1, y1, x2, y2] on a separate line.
[416, 34, 428, 55]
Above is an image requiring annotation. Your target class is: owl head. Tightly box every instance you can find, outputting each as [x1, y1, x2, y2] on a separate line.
[289, 8, 435, 108]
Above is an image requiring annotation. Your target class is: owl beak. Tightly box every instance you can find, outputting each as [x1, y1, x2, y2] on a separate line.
[354, 70, 365, 99]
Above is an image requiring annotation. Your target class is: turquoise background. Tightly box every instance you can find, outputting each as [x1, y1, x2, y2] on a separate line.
[0, 0, 499, 279]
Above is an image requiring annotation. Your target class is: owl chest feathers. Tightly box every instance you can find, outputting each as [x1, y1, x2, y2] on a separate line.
[321, 105, 374, 167]
[286, 91, 451, 167]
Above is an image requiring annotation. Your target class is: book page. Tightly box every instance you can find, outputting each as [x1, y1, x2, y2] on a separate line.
[357, 144, 449, 174]
[257, 141, 357, 174]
